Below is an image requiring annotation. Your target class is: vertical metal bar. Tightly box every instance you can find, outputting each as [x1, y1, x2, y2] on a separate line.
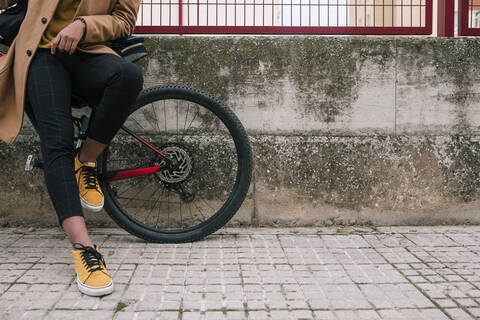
[291, 0, 293, 25]
[401, 0, 403, 27]
[410, 0, 412, 27]
[318, 0, 320, 26]
[418, 0, 424, 27]
[355, 0, 358, 27]
[180, 0, 184, 26]
[327, 0, 329, 26]
[263, 0, 265, 26]
[272, 0, 274, 26]
[300, 0, 302, 25]
[470, 0, 472, 28]
[244, 0, 246, 25]
[345, 1, 350, 25]
[364, 0, 366, 26]
[391, 0, 393, 26]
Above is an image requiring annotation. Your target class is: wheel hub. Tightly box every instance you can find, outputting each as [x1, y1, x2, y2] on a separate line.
[157, 145, 193, 184]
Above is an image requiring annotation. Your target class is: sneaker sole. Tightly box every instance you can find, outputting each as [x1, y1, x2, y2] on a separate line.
[80, 196, 104, 212]
[76, 276, 114, 296]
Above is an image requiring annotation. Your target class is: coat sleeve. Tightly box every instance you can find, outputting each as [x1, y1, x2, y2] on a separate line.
[77, 0, 141, 44]
[0, 0, 19, 9]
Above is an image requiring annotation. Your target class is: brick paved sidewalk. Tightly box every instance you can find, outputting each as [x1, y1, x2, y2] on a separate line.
[2, 226, 480, 320]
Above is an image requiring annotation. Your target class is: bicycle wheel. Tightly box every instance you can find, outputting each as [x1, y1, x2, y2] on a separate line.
[99, 85, 252, 243]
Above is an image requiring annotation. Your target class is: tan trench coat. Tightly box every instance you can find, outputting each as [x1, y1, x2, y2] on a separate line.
[0, 0, 141, 145]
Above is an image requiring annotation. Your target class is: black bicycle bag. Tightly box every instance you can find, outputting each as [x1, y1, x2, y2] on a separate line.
[0, 0, 28, 47]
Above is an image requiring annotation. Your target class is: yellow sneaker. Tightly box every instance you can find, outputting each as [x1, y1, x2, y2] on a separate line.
[72, 243, 114, 296]
[74, 154, 104, 212]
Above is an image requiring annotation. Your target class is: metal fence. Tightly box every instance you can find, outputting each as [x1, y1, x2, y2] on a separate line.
[459, 0, 480, 35]
[134, 0, 433, 34]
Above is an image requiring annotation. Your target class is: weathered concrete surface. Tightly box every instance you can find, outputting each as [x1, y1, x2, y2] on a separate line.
[3, 226, 480, 319]
[2, 36, 480, 227]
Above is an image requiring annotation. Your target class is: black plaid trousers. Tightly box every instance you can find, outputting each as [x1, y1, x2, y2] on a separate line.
[25, 48, 143, 224]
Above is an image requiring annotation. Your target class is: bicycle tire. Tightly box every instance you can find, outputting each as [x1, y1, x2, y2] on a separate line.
[99, 85, 252, 243]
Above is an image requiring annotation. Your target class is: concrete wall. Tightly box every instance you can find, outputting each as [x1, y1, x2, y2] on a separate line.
[2, 36, 480, 227]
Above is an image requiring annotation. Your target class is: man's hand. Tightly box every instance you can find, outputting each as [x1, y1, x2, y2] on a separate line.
[51, 20, 85, 55]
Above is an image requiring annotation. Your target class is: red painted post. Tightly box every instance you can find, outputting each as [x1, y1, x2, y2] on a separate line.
[179, 0, 183, 27]
[438, 0, 455, 36]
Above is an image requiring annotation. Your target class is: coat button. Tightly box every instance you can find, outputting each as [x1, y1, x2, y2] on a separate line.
[41, 17, 47, 24]
[26, 50, 32, 56]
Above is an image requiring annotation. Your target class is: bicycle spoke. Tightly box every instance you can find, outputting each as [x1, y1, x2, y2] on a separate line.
[129, 114, 145, 132]
[103, 88, 250, 238]
[142, 106, 159, 133]
[116, 176, 152, 198]
[179, 199, 183, 227]
[186, 106, 199, 132]
[167, 190, 171, 229]
[176, 100, 179, 142]
[154, 188, 166, 228]
[152, 100, 161, 132]
[145, 186, 164, 227]
[192, 199, 207, 222]
[164, 100, 167, 132]
[201, 199, 216, 212]
[183, 102, 190, 132]
[121, 179, 154, 208]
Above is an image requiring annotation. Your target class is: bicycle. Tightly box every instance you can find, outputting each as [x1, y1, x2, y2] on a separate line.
[16, 36, 252, 243]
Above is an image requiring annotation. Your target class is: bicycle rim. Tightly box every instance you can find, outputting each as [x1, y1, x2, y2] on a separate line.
[100, 85, 252, 242]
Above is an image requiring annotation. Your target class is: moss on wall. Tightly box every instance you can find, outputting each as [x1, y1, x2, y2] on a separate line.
[3, 36, 480, 226]
[396, 38, 480, 132]
[141, 37, 395, 123]
[290, 38, 394, 122]
[253, 135, 480, 210]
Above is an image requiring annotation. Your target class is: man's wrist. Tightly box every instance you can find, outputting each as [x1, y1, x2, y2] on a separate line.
[74, 17, 87, 41]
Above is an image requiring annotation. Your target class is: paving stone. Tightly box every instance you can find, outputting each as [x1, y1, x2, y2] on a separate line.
[46, 310, 115, 319]
[226, 311, 247, 319]
[3, 227, 480, 319]
[444, 308, 475, 320]
[334, 310, 381, 320]
[20, 310, 49, 319]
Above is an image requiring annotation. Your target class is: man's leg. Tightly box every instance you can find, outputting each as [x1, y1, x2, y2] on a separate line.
[61, 216, 93, 248]
[26, 49, 93, 246]
[72, 52, 144, 161]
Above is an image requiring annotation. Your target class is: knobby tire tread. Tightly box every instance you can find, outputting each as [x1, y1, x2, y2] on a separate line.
[101, 85, 252, 243]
